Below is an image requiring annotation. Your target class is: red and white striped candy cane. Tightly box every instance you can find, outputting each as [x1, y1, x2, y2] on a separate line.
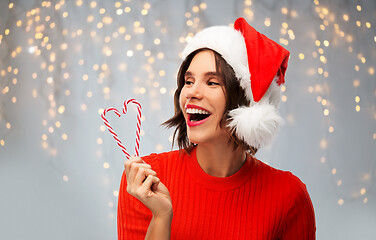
[101, 99, 142, 159]
[123, 98, 142, 157]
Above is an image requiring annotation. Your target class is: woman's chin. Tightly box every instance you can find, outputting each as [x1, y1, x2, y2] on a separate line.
[187, 130, 228, 146]
[187, 136, 198, 145]
[187, 135, 213, 146]
[187, 135, 202, 145]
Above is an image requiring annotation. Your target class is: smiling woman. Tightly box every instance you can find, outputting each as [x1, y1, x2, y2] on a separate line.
[180, 50, 228, 146]
[165, 48, 252, 154]
[118, 17, 316, 240]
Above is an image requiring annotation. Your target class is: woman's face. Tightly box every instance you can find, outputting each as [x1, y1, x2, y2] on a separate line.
[179, 50, 228, 145]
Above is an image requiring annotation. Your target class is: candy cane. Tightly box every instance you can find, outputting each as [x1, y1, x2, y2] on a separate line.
[101, 99, 142, 159]
[123, 98, 142, 157]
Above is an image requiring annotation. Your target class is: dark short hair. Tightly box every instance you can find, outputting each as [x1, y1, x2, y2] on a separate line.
[162, 48, 257, 155]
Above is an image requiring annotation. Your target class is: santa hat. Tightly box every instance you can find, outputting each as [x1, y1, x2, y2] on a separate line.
[182, 17, 290, 148]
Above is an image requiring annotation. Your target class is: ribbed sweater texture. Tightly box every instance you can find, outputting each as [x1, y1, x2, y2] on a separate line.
[118, 147, 316, 239]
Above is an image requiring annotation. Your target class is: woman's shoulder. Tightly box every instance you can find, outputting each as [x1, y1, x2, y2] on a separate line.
[254, 158, 310, 196]
[254, 162, 316, 237]
[140, 149, 187, 182]
[255, 159, 315, 223]
[140, 149, 184, 169]
[141, 149, 181, 162]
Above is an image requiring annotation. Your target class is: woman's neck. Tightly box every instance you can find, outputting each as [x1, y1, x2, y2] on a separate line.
[196, 140, 246, 178]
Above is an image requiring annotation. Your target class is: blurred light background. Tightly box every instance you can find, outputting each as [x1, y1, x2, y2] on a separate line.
[0, 0, 375, 239]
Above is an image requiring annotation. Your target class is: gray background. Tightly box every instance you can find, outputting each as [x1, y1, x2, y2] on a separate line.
[0, 0, 375, 239]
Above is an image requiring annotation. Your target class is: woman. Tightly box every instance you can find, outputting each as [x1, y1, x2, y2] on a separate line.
[118, 18, 316, 239]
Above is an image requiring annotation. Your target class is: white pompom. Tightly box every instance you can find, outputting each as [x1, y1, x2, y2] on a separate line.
[227, 104, 283, 148]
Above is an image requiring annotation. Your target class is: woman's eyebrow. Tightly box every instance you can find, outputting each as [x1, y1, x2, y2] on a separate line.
[206, 72, 223, 84]
[184, 71, 220, 78]
[204, 71, 220, 77]
[184, 71, 193, 77]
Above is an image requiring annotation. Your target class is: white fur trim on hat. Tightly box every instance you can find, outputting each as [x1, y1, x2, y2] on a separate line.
[226, 78, 283, 148]
[182, 26, 253, 101]
[227, 103, 283, 148]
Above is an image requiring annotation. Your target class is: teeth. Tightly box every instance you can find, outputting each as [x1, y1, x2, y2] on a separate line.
[186, 108, 210, 114]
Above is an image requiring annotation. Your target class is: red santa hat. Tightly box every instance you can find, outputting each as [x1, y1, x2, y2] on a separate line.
[182, 17, 290, 148]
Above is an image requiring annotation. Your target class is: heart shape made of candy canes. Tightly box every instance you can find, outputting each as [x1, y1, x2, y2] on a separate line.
[101, 99, 142, 159]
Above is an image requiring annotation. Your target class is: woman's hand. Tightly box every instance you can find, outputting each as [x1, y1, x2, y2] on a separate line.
[124, 156, 173, 218]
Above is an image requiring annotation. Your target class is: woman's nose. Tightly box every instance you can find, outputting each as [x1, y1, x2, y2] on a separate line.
[186, 82, 203, 99]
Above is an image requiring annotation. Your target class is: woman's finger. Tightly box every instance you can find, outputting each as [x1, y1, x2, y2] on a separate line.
[126, 160, 151, 182]
[134, 167, 157, 186]
[126, 161, 141, 183]
[138, 175, 160, 199]
[124, 156, 143, 173]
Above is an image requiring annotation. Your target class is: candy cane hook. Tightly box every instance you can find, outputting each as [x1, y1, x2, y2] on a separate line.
[101, 99, 142, 159]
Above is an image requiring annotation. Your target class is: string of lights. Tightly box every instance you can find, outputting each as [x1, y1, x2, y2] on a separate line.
[0, 0, 374, 222]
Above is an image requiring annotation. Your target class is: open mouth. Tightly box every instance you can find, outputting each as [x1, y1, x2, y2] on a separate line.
[186, 108, 211, 123]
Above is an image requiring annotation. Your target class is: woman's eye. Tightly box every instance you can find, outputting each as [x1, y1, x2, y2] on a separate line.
[184, 79, 193, 85]
[208, 81, 219, 86]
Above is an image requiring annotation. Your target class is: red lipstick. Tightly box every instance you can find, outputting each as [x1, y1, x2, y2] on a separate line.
[185, 104, 210, 112]
[185, 104, 211, 127]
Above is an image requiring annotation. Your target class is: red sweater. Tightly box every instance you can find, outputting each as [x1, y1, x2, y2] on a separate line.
[118, 147, 316, 239]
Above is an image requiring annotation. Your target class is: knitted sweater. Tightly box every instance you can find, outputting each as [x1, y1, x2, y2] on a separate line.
[117, 147, 316, 239]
